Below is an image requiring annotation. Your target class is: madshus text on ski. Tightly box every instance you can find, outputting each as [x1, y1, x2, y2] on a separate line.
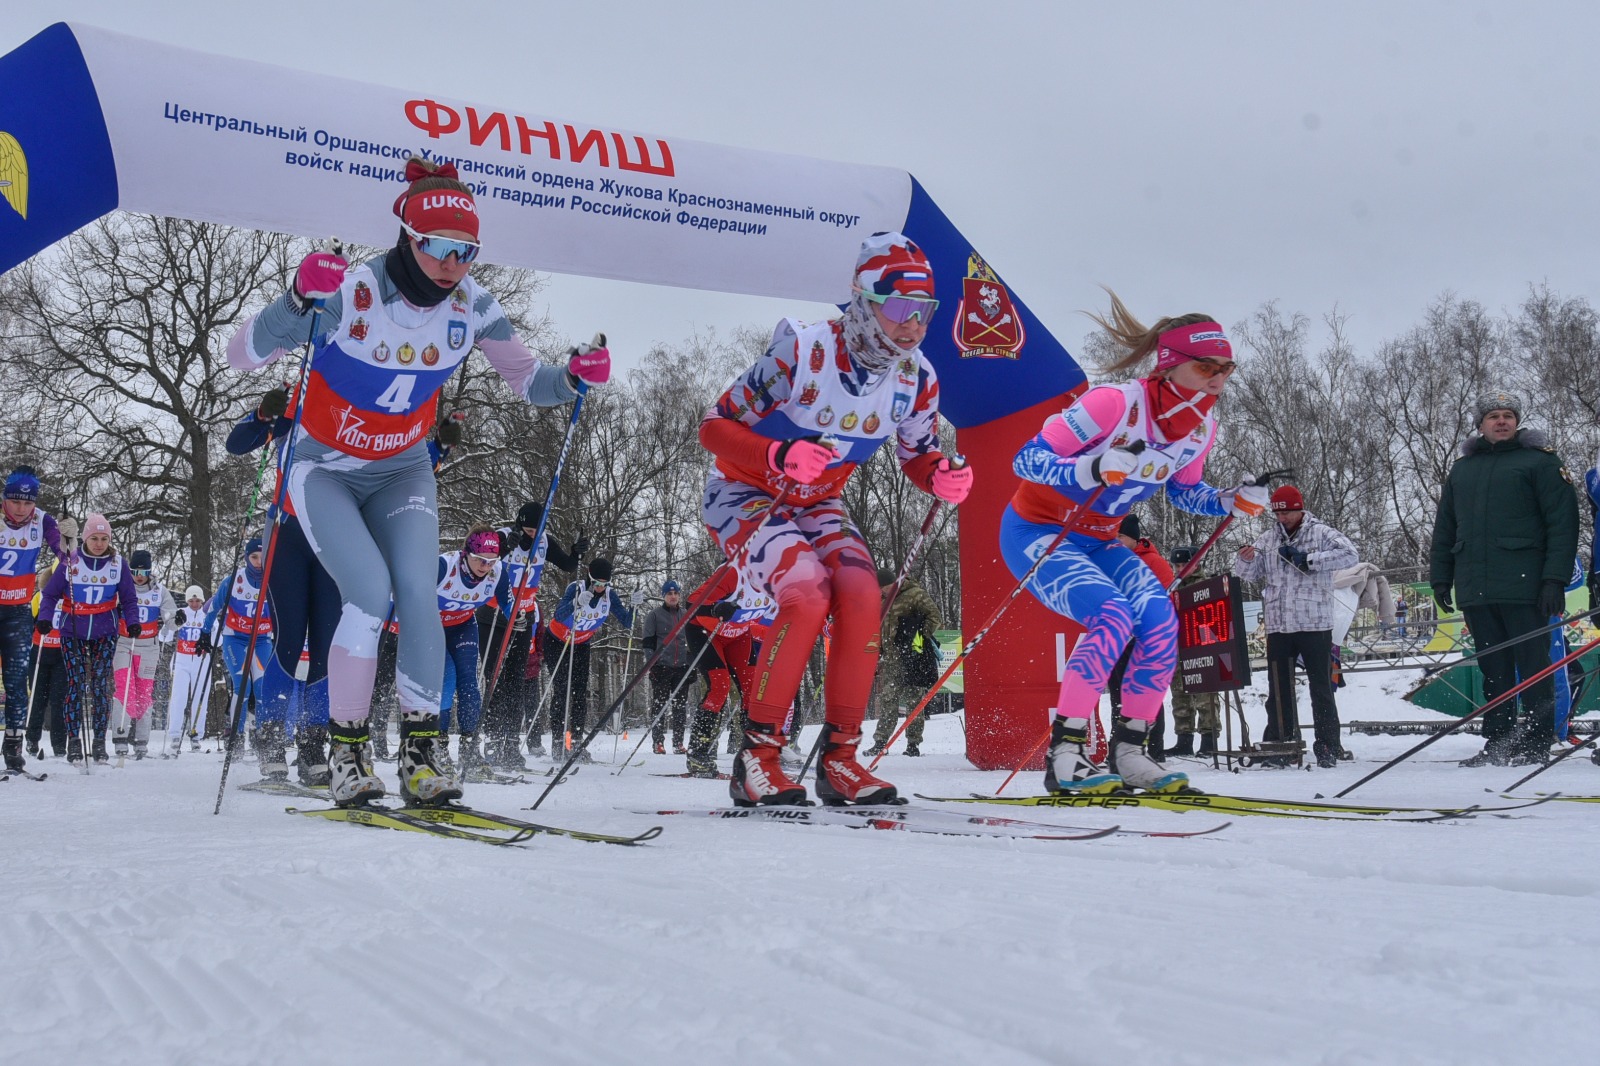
[5, 153, 1597, 822]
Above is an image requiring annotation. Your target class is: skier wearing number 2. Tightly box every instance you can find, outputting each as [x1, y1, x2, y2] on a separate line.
[1, 467, 66, 773]
[700, 232, 973, 808]
[227, 155, 609, 808]
[1001, 294, 1266, 795]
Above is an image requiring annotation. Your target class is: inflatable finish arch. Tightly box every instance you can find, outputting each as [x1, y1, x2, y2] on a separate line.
[0, 22, 1089, 770]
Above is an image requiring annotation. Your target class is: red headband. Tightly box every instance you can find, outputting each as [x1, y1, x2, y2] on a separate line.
[392, 160, 479, 240]
[1155, 321, 1231, 372]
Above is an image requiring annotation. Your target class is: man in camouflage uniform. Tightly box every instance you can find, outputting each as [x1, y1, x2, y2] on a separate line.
[866, 570, 942, 757]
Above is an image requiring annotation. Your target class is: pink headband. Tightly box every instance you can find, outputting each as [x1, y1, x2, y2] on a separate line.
[1155, 321, 1232, 373]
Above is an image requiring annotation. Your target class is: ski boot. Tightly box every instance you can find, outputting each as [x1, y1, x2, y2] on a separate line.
[254, 719, 289, 781]
[328, 719, 386, 807]
[25, 738, 42, 760]
[1108, 717, 1188, 793]
[1044, 717, 1122, 795]
[1458, 736, 1513, 768]
[1313, 740, 1339, 770]
[67, 736, 84, 765]
[397, 713, 462, 807]
[188, 730, 202, 752]
[652, 740, 666, 756]
[458, 732, 492, 782]
[730, 721, 808, 807]
[525, 732, 547, 758]
[3, 728, 24, 772]
[1198, 732, 1217, 757]
[673, 741, 688, 756]
[92, 735, 110, 765]
[133, 742, 148, 761]
[1169, 732, 1196, 758]
[815, 724, 901, 807]
[112, 731, 130, 759]
[686, 707, 722, 778]
[296, 726, 331, 787]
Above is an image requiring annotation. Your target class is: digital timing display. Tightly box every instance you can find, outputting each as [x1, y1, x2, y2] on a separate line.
[1174, 574, 1251, 693]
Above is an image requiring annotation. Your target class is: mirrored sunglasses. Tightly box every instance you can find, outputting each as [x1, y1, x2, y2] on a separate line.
[854, 287, 939, 324]
[402, 223, 482, 265]
[1188, 358, 1237, 379]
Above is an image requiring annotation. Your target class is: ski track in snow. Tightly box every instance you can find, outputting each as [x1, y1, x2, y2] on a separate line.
[4, 669, 1598, 1066]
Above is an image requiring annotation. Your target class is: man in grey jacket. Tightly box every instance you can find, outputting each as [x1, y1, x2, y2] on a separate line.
[1233, 485, 1359, 767]
[641, 581, 691, 754]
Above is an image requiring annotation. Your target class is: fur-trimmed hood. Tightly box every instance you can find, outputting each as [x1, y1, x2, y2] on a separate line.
[1459, 426, 1550, 457]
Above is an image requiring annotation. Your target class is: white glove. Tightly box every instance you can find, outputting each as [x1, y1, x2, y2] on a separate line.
[1072, 447, 1141, 490]
[1223, 483, 1270, 517]
[629, 589, 646, 607]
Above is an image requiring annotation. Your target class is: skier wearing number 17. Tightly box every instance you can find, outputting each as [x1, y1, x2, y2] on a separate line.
[1001, 294, 1267, 795]
[700, 232, 973, 808]
[227, 155, 609, 808]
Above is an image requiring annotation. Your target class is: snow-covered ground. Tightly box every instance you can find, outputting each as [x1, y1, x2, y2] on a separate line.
[6, 668, 1598, 1066]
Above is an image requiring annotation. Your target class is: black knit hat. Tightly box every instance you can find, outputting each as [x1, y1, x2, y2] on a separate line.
[130, 549, 153, 570]
[1119, 513, 1141, 540]
[515, 501, 544, 529]
[588, 557, 613, 583]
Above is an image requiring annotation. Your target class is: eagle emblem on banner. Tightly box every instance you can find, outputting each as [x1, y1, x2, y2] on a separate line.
[952, 252, 1025, 359]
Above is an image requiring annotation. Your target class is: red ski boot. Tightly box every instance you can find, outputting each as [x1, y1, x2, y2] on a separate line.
[729, 723, 807, 808]
[815, 725, 901, 807]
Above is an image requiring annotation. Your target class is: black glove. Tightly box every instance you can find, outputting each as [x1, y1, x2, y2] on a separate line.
[258, 387, 289, 421]
[195, 631, 214, 657]
[570, 534, 591, 557]
[518, 531, 535, 552]
[1277, 544, 1311, 574]
[1536, 579, 1566, 619]
[1433, 585, 1454, 615]
[497, 533, 514, 558]
[35, 614, 52, 636]
[436, 415, 464, 448]
[713, 601, 737, 620]
[127, 622, 145, 640]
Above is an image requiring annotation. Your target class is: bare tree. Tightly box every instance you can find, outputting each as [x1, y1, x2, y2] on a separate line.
[1, 214, 300, 586]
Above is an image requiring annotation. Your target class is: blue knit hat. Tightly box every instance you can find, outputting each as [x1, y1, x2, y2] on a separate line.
[4, 466, 40, 502]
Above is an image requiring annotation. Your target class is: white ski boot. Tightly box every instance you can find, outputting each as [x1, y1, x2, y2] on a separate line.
[398, 713, 462, 807]
[1044, 717, 1122, 795]
[328, 719, 386, 807]
[1108, 717, 1188, 793]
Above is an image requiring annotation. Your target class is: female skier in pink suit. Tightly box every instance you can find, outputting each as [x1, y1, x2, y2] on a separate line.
[1001, 295, 1266, 794]
[228, 156, 609, 807]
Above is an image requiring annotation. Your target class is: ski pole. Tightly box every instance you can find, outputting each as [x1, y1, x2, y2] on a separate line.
[796, 491, 953, 783]
[1335, 632, 1600, 798]
[523, 627, 571, 752]
[1499, 729, 1598, 792]
[526, 480, 796, 810]
[482, 335, 600, 711]
[614, 616, 727, 775]
[995, 728, 1053, 795]
[214, 247, 339, 813]
[865, 481, 1116, 773]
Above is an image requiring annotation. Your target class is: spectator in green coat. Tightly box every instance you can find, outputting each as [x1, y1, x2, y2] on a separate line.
[1429, 391, 1579, 766]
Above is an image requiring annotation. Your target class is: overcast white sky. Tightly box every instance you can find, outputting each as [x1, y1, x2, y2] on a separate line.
[10, 1, 1599, 369]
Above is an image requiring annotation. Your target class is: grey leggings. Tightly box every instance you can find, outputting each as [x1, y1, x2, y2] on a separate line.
[286, 438, 443, 724]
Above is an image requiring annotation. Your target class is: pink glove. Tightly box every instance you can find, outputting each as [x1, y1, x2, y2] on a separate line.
[567, 343, 611, 386]
[930, 458, 973, 504]
[294, 250, 348, 302]
[768, 438, 837, 484]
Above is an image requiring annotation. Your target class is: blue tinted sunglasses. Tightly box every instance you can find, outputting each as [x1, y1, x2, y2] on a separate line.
[403, 223, 482, 265]
[853, 286, 939, 324]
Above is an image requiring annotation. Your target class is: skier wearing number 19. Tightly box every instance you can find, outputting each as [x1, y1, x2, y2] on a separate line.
[700, 232, 973, 808]
[228, 155, 610, 808]
[1001, 294, 1266, 795]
